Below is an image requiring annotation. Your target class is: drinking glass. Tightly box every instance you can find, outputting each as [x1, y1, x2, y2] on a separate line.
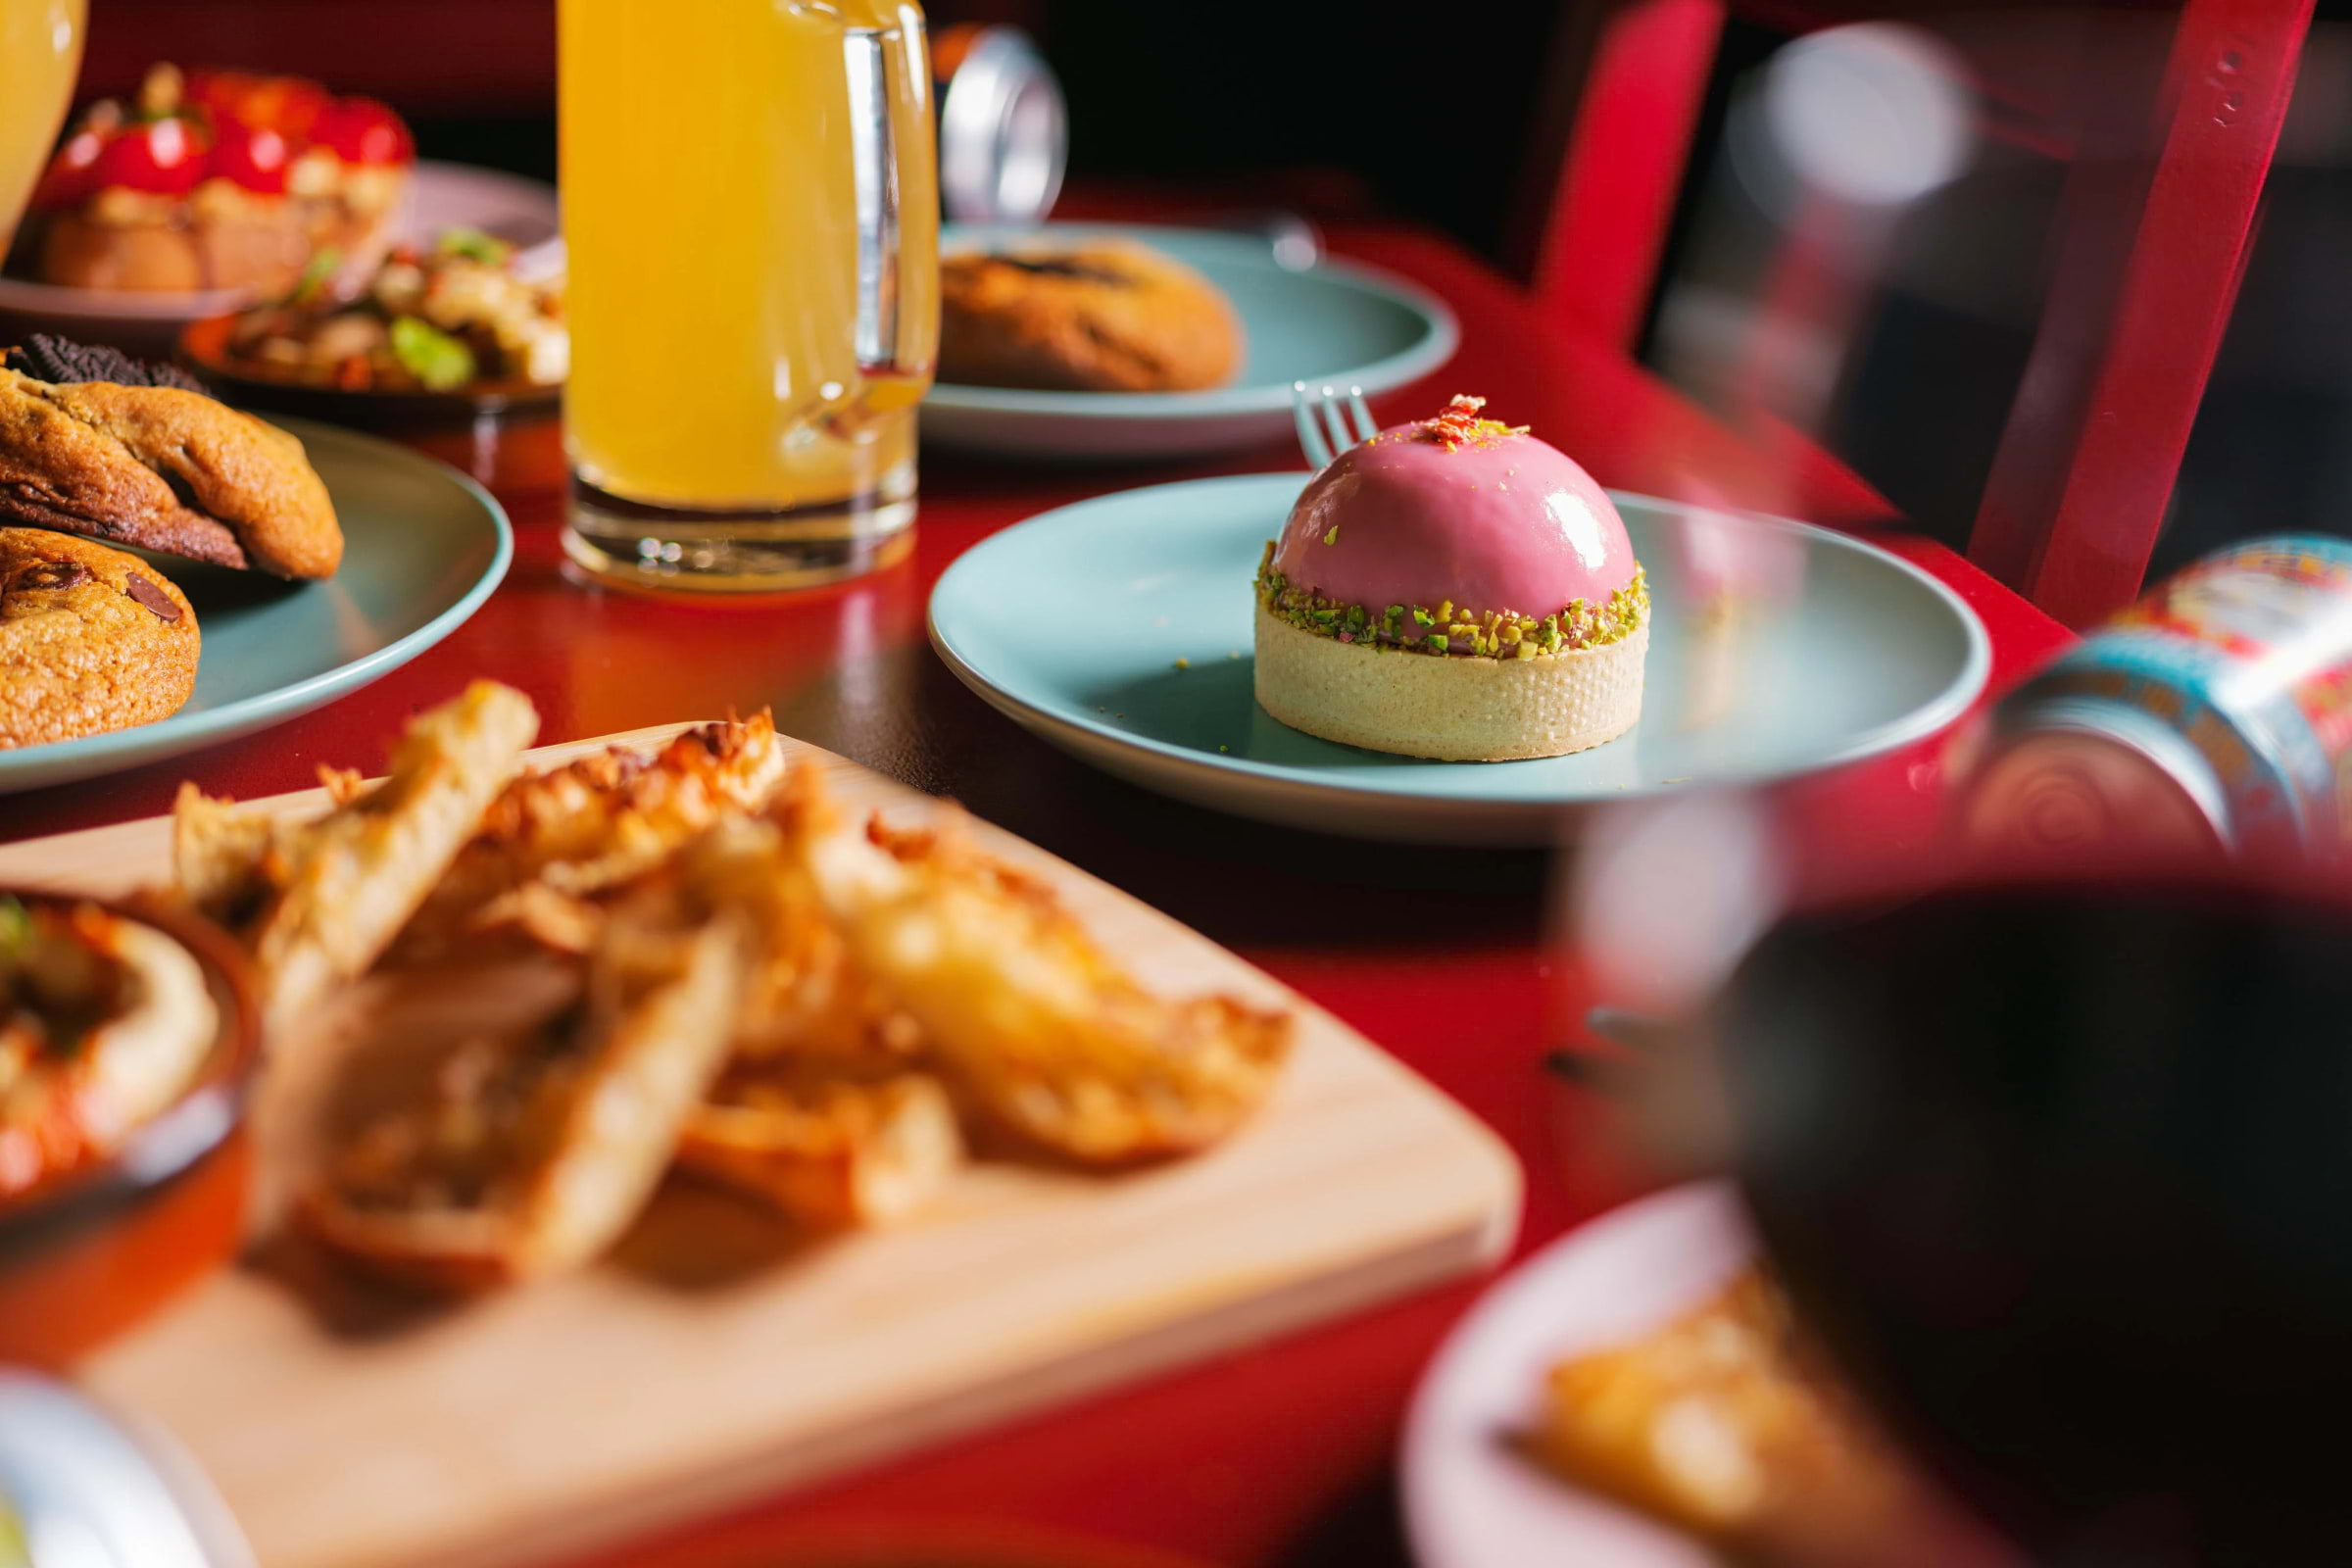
[558, 0, 940, 591]
[0, 0, 84, 259]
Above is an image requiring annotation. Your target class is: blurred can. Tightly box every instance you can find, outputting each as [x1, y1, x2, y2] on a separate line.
[0, 1372, 250, 1568]
[1964, 536, 2352, 857]
[932, 24, 1066, 225]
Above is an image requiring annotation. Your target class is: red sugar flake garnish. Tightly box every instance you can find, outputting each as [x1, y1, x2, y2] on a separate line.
[1413, 394, 1529, 451]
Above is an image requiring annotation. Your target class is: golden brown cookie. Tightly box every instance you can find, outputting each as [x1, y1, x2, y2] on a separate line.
[938, 241, 1243, 393]
[0, 527, 200, 749]
[0, 340, 342, 578]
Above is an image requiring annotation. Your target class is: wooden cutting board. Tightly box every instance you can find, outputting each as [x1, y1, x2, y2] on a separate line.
[0, 724, 1522, 1568]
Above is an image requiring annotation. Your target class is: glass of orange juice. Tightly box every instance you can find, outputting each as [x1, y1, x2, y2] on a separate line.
[559, 0, 940, 591]
[0, 0, 85, 259]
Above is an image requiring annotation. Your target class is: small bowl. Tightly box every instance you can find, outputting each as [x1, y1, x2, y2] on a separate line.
[0, 892, 262, 1369]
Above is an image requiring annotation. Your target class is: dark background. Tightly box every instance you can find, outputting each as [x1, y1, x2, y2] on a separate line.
[67, 0, 2352, 590]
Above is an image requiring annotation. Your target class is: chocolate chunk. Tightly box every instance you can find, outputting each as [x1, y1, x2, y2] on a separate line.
[123, 573, 182, 620]
[989, 255, 1133, 286]
[15, 560, 92, 592]
[3, 333, 208, 394]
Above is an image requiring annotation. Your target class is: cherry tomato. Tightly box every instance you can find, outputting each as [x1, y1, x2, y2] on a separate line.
[91, 116, 206, 197]
[314, 97, 413, 167]
[251, 78, 329, 140]
[206, 119, 289, 195]
[183, 68, 257, 119]
[30, 125, 107, 210]
[187, 70, 330, 141]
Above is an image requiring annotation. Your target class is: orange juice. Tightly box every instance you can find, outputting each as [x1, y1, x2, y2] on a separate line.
[560, 0, 939, 541]
[0, 0, 84, 258]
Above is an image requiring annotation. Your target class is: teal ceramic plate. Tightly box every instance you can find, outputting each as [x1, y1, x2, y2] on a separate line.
[0, 419, 511, 795]
[929, 473, 1991, 845]
[922, 223, 1458, 461]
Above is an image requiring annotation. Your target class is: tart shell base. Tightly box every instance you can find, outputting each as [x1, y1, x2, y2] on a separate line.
[1251, 601, 1646, 761]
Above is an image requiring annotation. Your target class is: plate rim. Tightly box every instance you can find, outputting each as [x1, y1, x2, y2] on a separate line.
[1397, 1180, 1750, 1568]
[927, 470, 1994, 811]
[924, 222, 1460, 419]
[0, 416, 512, 778]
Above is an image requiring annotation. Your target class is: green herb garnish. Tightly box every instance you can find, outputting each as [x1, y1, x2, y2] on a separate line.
[287, 246, 343, 306]
[435, 226, 513, 266]
[389, 316, 477, 391]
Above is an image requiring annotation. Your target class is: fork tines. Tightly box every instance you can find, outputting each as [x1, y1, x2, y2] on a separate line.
[1291, 381, 1378, 471]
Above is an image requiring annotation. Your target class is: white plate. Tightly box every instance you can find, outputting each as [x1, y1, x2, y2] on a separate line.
[1401, 1183, 1754, 1568]
[927, 474, 1992, 846]
[0, 160, 560, 355]
[920, 223, 1457, 461]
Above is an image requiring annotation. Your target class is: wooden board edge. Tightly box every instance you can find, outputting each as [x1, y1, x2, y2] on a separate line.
[421, 1140, 1520, 1568]
[1, 718, 1533, 1568]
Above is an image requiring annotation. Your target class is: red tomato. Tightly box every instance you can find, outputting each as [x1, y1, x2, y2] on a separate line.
[91, 116, 206, 197]
[314, 97, 413, 167]
[30, 125, 107, 210]
[187, 70, 330, 141]
[253, 79, 329, 140]
[182, 68, 256, 117]
[206, 120, 289, 195]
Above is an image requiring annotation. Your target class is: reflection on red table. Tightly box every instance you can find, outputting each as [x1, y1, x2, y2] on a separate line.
[0, 216, 2071, 1568]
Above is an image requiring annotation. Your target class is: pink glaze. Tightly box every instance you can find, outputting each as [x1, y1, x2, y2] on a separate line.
[1271, 417, 1638, 621]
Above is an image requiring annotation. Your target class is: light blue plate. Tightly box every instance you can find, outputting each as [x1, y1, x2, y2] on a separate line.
[922, 223, 1458, 461]
[929, 474, 1992, 845]
[0, 419, 511, 795]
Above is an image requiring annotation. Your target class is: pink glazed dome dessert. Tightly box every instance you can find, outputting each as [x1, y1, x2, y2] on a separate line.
[1253, 395, 1648, 760]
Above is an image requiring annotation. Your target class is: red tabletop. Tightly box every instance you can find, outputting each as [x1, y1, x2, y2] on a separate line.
[0, 220, 2071, 1567]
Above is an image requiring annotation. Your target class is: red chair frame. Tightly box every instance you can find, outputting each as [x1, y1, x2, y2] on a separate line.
[1517, 0, 2313, 627]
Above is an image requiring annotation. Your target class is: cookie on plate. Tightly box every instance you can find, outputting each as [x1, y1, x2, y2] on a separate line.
[938, 241, 1243, 393]
[0, 335, 343, 579]
[1, 526, 200, 749]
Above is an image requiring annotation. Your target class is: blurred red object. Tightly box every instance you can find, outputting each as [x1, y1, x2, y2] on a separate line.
[78, 1, 556, 115]
[583, 1517, 1224, 1568]
[1517, 0, 2314, 630]
[185, 67, 330, 139]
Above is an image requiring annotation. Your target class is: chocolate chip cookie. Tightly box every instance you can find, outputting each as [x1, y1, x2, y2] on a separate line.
[1, 527, 200, 749]
[938, 241, 1244, 393]
[0, 335, 343, 579]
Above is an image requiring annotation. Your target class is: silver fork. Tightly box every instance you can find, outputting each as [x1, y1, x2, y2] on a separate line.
[1290, 381, 1377, 471]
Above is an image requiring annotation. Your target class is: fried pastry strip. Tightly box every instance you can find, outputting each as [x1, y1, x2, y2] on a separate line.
[394, 711, 788, 956]
[678, 1060, 962, 1229]
[780, 766, 1292, 1164]
[297, 878, 755, 1292]
[1528, 1268, 1964, 1567]
[172, 680, 539, 1033]
[678, 808, 920, 1065]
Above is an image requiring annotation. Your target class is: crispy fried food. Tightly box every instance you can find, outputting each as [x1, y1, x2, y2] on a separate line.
[1527, 1267, 1966, 1567]
[781, 766, 1292, 1164]
[679, 1059, 962, 1229]
[297, 875, 755, 1292]
[172, 680, 539, 1033]
[394, 712, 788, 956]
[662, 813, 950, 1226]
[678, 808, 920, 1064]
